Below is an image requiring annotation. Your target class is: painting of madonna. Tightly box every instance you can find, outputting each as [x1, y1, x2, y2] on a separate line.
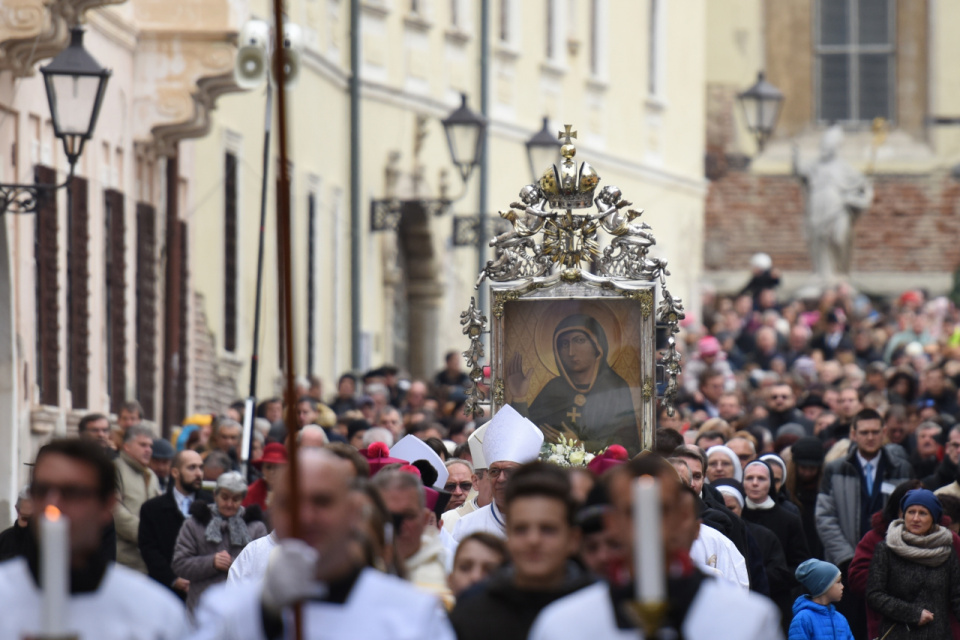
[504, 305, 643, 454]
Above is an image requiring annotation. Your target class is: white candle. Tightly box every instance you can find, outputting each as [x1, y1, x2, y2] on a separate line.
[633, 476, 665, 603]
[40, 505, 69, 635]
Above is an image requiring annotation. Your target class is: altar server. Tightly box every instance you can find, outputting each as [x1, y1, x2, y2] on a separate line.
[0, 438, 187, 639]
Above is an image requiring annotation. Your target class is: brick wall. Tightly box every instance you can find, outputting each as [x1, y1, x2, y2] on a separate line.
[705, 168, 960, 273]
[191, 292, 243, 414]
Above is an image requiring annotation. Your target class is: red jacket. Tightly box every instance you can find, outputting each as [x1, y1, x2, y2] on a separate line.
[848, 511, 960, 639]
[241, 478, 269, 510]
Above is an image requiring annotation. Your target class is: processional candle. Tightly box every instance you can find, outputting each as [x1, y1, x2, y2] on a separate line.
[40, 505, 69, 635]
[633, 476, 665, 604]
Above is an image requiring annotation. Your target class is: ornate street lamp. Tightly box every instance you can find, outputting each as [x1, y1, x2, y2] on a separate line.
[0, 27, 110, 213]
[737, 71, 783, 152]
[441, 93, 487, 183]
[525, 116, 562, 182]
[371, 92, 486, 232]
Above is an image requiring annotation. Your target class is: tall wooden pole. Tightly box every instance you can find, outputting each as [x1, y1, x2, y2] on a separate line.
[269, 3, 302, 638]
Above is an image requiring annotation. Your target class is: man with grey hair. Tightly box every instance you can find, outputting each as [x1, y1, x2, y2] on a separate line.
[210, 419, 243, 471]
[362, 426, 394, 448]
[0, 485, 33, 561]
[443, 458, 474, 512]
[114, 424, 161, 572]
[298, 424, 329, 448]
[372, 470, 450, 601]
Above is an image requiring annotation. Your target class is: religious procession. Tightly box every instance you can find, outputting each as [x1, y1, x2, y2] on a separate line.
[4, 1, 960, 639]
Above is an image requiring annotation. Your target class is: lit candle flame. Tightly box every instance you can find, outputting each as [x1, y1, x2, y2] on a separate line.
[45, 505, 61, 521]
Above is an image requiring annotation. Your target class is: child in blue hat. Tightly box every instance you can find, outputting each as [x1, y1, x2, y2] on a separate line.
[788, 559, 854, 640]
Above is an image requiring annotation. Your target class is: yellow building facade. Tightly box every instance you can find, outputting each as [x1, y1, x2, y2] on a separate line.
[188, 0, 709, 408]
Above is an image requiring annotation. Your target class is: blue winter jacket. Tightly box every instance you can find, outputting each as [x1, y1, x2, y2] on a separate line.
[788, 595, 855, 640]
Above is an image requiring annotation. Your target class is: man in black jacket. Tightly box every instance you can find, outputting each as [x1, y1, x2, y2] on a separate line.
[138, 449, 211, 599]
[450, 462, 594, 640]
[0, 486, 33, 561]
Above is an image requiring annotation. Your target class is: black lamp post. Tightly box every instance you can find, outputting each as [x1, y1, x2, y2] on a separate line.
[737, 71, 783, 152]
[525, 116, 561, 182]
[371, 92, 486, 232]
[441, 92, 487, 183]
[1, 27, 110, 214]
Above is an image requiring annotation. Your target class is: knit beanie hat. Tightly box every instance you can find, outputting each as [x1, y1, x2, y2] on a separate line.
[901, 489, 943, 524]
[795, 559, 840, 598]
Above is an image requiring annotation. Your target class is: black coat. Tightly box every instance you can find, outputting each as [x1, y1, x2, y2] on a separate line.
[923, 454, 958, 492]
[743, 503, 811, 575]
[746, 520, 794, 631]
[0, 519, 115, 563]
[0, 521, 31, 562]
[867, 539, 960, 640]
[138, 488, 212, 596]
[449, 563, 594, 640]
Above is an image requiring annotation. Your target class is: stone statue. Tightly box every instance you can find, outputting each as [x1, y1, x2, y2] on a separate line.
[792, 125, 874, 282]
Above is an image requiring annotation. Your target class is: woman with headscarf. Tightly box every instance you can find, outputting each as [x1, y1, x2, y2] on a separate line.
[172, 471, 268, 612]
[510, 314, 639, 453]
[705, 445, 743, 483]
[760, 453, 801, 517]
[741, 459, 811, 631]
[867, 489, 960, 640]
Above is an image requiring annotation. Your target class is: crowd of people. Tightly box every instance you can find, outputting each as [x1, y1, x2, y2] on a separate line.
[5, 276, 960, 638]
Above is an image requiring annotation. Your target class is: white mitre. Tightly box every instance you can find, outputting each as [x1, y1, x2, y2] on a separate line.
[482, 404, 544, 465]
[390, 434, 450, 489]
[467, 423, 489, 470]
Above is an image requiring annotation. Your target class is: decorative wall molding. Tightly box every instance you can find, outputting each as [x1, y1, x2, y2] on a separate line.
[0, 0, 124, 77]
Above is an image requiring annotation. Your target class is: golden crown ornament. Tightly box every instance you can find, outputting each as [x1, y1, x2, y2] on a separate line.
[463, 124, 686, 421]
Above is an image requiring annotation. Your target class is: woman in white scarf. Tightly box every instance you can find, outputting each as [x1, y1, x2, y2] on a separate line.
[866, 489, 960, 640]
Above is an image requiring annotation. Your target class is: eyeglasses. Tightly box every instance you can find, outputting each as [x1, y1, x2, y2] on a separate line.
[444, 481, 473, 493]
[488, 467, 515, 480]
[769, 394, 789, 400]
[30, 483, 100, 502]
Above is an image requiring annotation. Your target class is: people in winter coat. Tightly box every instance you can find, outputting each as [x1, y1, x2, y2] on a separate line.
[741, 459, 811, 631]
[848, 479, 960, 639]
[788, 559, 854, 640]
[113, 425, 161, 572]
[785, 437, 826, 560]
[713, 478, 792, 599]
[815, 411, 914, 567]
[867, 489, 960, 640]
[171, 471, 267, 612]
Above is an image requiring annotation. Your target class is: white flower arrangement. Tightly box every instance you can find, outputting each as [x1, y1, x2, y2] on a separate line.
[540, 436, 597, 468]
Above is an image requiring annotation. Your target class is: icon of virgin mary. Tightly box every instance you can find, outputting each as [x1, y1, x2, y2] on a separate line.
[506, 314, 640, 453]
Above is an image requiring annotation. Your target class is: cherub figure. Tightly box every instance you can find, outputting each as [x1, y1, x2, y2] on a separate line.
[492, 184, 551, 248]
[593, 185, 654, 248]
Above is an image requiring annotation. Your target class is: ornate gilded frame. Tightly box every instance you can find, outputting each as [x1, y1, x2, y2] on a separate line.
[461, 125, 684, 453]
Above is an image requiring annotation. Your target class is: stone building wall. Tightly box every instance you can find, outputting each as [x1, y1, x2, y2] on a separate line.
[705, 169, 960, 275]
[191, 292, 243, 415]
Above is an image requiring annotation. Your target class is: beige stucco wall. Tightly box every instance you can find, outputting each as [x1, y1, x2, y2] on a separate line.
[190, 0, 707, 398]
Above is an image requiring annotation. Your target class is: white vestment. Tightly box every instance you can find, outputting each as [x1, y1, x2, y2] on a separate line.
[690, 524, 750, 590]
[0, 557, 188, 639]
[228, 531, 279, 585]
[529, 576, 783, 640]
[450, 501, 506, 542]
[441, 494, 479, 533]
[190, 567, 455, 640]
